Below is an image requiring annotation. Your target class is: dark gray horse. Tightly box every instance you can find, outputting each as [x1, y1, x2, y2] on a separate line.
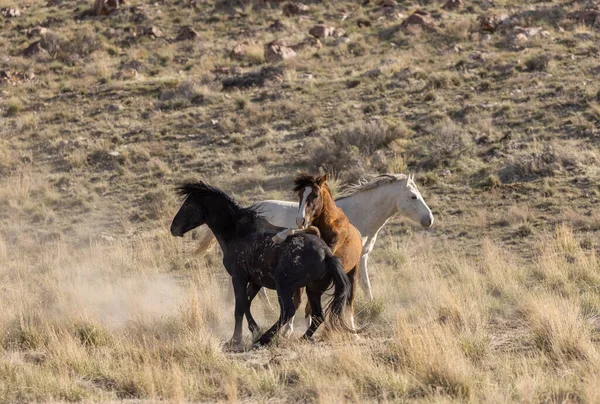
[170, 182, 352, 346]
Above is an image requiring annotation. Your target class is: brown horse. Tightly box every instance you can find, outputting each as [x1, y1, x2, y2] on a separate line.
[293, 173, 363, 330]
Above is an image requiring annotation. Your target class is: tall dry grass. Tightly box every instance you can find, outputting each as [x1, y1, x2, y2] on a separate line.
[1, 171, 599, 403]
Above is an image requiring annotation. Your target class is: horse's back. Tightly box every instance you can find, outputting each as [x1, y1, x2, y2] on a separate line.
[255, 200, 299, 228]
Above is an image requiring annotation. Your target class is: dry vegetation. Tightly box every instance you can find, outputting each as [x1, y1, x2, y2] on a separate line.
[1, 0, 600, 402]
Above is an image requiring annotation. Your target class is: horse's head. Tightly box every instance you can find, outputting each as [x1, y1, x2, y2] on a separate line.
[397, 174, 434, 229]
[170, 184, 209, 237]
[293, 173, 328, 229]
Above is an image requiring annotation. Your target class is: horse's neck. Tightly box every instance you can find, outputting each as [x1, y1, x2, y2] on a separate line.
[315, 189, 345, 240]
[336, 184, 398, 236]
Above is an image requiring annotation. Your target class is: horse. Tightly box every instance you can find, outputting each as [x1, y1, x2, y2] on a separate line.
[289, 173, 364, 330]
[194, 174, 434, 303]
[170, 182, 353, 346]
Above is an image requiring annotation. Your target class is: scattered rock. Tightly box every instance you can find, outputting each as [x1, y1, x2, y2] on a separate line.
[478, 13, 510, 33]
[27, 26, 49, 38]
[106, 104, 124, 113]
[175, 26, 199, 41]
[392, 68, 413, 81]
[1, 8, 21, 18]
[282, 2, 309, 17]
[400, 10, 438, 32]
[363, 68, 382, 78]
[441, 0, 462, 11]
[141, 26, 164, 38]
[568, 10, 600, 25]
[268, 19, 286, 32]
[379, 0, 403, 20]
[290, 37, 322, 52]
[0, 70, 36, 86]
[93, 0, 126, 16]
[231, 41, 255, 60]
[309, 24, 335, 39]
[507, 26, 548, 46]
[356, 18, 372, 28]
[264, 40, 297, 63]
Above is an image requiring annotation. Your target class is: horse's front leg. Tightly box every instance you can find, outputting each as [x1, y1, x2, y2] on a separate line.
[245, 282, 262, 335]
[229, 275, 248, 346]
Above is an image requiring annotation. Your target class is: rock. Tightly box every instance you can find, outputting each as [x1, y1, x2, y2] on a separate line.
[478, 14, 510, 33]
[380, 0, 403, 20]
[222, 66, 285, 90]
[268, 19, 286, 32]
[1, 8, 21, 18]
[142, 26, 164, 38]
[282, 2, 309, 17]
[27, 26, 49, 38]
[363, 68, 381, 78]
[290, 37, 322, 52]
[231, 41, 254, 60]
[106, 104, 124, 113]
[441, 0, 462, 11]
[176, 26, 199, 41]
[357, 18, 372, 28]
[264, 40, 297, 63]
[392, 68, 413, 81]
[309, 24, 335, 39]
[507, 26, 546, 45]
[93, 0, 126, 16]
[400, 10, 438, 32]
[568, 10, 600, 25]
[332, 28, 346, 38]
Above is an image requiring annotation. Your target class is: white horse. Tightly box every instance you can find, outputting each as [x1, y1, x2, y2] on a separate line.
[194, 174, 434, 301]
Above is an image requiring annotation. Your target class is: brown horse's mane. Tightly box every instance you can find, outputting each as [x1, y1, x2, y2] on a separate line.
[293, 173, 332, 195]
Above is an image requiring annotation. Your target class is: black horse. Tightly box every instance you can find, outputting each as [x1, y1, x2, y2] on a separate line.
[170, 182, 352, 346]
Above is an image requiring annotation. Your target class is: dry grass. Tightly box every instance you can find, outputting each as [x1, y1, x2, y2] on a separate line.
[2, 0, 600, 401]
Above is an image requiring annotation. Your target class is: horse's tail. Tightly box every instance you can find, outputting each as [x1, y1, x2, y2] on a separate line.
[193, 225, 217, 255]
[324, 253, 357, 334]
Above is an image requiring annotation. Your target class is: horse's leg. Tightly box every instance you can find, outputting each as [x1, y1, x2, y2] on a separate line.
[304, 298, 313, 330]
[255, 288, 296, 346]
[358, 241, 375, 301]
[245, 283, 262, 335]
[301, 288, 325, 340]
[347, 266, 358, 330]
[229, 275, 248, 346]
[281, 287, 303, 337]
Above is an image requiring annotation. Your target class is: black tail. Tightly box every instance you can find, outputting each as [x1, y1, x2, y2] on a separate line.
[324, 253, 357, 333]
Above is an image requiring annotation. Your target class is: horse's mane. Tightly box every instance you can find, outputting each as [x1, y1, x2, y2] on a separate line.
[335, 174, 408, 200]
[293, 173, 332, 194]
[176, 182, 262, 231]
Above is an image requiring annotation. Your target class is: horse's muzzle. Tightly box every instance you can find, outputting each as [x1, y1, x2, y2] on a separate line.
[170, 225, 184, 237]
[421, 216, 434, 229]
[296, 217, 306, 229]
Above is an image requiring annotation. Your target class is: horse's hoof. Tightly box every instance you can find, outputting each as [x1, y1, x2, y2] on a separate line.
[224, 339, 243, 351]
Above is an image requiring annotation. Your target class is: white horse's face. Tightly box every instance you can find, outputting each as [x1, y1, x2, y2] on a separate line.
[396, 176, 434, 228]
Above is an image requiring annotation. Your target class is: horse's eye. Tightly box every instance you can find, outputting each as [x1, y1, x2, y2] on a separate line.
[411, 196, 417, 200]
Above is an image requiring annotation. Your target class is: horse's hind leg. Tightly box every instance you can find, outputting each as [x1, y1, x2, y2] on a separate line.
[281, 288, 303, 337]
[245, 283, 262, 335]
[358, 250, 374, 301]
[255, 288, 296, 347]
[347, 266, 358, 330]
[301, 288, 324, 340]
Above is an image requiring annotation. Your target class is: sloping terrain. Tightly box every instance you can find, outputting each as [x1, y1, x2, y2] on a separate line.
[1, 0, 600, 401]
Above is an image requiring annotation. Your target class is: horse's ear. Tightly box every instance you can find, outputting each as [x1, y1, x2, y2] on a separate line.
[317, 173, 328, 185]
